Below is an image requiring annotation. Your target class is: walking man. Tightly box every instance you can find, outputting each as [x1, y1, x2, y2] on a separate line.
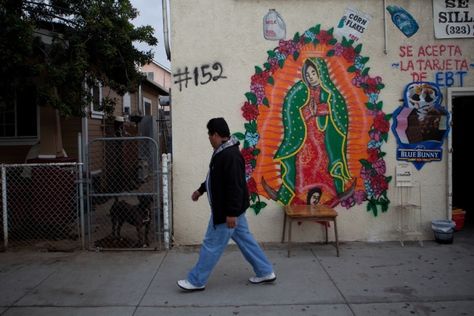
[177, 117, 276, 291]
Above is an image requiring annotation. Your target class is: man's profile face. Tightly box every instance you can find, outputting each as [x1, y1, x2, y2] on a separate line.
[208, 131, 220, 149]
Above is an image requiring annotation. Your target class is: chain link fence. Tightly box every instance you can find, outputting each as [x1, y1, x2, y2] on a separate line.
[86, 137, 164, 250]
[1, 137, 171, 252]
[1, 163, 83, 251]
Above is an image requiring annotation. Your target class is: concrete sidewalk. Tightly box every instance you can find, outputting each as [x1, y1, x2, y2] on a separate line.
[1, 236, 474, 316]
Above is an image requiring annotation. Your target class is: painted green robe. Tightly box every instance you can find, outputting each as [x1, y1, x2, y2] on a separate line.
[274, 57, 351, 205]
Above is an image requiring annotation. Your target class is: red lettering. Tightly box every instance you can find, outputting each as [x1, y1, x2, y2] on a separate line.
[427, 45, 433, 56]
[399, 45, 413, 57]
[439, 45, 446, 56]
[454, 45, 462, 56]
[408, 60, 414, 71]
[418, 46, 426, 57]
[426, 60, 434, 71]
[458, 59, 468, 70]
[416, 45, 463, 57]
[411, 72, 427, 81]
[445, 59, 452, 70]
[416, 59, 424, 71]
[400, 60, 414, 71]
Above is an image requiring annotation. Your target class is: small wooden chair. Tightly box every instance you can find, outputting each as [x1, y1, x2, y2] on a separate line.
[282, 204, 339, 257]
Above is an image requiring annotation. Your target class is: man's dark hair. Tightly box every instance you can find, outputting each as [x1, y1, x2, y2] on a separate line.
[207, 117, 231, 137]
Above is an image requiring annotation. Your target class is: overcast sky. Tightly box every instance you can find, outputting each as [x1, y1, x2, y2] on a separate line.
[130, 0, 171, 70]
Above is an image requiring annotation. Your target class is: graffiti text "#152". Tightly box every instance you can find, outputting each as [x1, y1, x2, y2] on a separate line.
[174, 63, 227, 91]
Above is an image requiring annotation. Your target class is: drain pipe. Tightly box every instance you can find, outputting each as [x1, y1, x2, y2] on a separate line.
[162, 0, 171, 60]
[138, 84, 142, 115]
[383, 0, 388, 55]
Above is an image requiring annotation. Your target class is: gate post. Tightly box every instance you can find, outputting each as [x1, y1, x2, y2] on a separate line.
[162, 153, 170, 250]
[78, 133, 85, 250]
[2, 165, 8, 249]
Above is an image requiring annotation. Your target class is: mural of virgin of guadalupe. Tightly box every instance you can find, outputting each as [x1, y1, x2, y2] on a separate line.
[241, 27, 390, 216]
[265, 57, 353, 206]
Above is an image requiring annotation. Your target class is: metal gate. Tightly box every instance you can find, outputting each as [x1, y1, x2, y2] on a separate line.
[1, 163, 83, 251]
[86, 137, 163, 250]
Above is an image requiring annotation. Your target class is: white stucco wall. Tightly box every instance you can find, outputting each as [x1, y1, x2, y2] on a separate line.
[170, 0, 474, 244]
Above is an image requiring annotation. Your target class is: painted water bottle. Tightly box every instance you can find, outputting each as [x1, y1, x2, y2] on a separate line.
[263, 9, 286, 40]
[386, 5, 419, 38]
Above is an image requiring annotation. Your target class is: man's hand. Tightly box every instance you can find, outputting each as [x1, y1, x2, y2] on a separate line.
[191, 190, 202, 201]
[226, 216, 237, 228]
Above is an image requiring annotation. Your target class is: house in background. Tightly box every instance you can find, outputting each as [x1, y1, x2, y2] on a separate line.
[140, 60, 172, 154]
[0, 61, 170, 165]
[141, 60, 171, 94]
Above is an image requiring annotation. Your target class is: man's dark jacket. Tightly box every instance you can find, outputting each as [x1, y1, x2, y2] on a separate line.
[198, 139, 250, 226]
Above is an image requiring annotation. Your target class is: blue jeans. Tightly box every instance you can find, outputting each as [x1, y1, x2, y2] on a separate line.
[187, 213, 274, 287]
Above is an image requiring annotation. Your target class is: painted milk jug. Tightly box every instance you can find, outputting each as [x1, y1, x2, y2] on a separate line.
[386, 5, 419, 38]
[263, 9, 286, 40]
